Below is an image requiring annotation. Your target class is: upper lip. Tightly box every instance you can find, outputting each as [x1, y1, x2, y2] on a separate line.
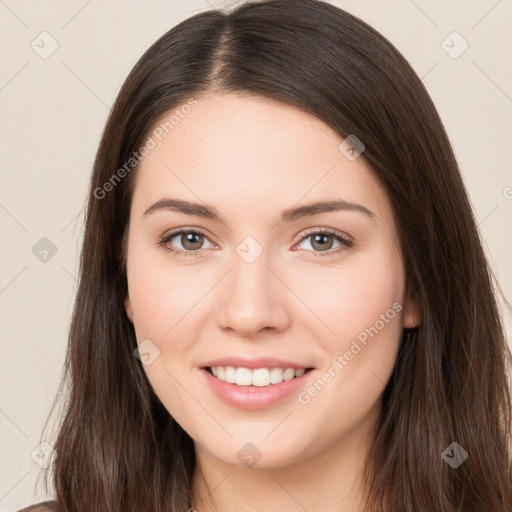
[201, 356, 314, 370]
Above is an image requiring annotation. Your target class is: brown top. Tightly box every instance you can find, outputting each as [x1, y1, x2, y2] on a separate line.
[17, 500, 59, 512]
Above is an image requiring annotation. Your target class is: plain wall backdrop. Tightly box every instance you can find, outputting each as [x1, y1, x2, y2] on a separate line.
[1, 0, 511, 510]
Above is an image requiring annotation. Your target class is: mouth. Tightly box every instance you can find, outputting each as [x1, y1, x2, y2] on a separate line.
[204, 365, 315, 387]
[199, 356, 317, 409]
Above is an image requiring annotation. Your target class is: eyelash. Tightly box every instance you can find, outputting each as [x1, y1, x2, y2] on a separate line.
[158, 227, 354, 258]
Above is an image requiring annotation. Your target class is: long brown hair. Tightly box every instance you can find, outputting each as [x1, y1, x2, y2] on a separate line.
[38, 0, 512, 510]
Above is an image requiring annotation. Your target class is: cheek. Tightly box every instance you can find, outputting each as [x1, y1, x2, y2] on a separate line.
[295, 245, 405, 398]
[126, 252, 201, 417]
[126, 249, 209, 348]
[296, 271, 403, 441]
[290, 245, 405, 344]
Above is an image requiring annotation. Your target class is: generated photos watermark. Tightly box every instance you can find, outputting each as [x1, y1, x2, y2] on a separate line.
[94, 97, 198, 200]
[298, 301, 403, 405]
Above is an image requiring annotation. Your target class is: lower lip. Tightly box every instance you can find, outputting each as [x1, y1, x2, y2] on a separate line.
[201, 368, 315, 410]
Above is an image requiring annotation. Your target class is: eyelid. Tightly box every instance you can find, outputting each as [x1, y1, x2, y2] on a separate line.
[293, 226, 354, 245]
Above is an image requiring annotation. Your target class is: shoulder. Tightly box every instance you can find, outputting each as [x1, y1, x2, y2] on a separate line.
[17, 500, 59, 512]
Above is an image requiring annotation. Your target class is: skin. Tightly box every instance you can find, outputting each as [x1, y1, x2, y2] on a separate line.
[123, 92, 420, 512]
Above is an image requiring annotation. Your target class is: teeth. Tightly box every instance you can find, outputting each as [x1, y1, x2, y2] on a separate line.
[236, 367, 252, 386]
[209, 366, 308, 387]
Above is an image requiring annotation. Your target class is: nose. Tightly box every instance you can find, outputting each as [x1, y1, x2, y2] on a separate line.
[216, 251, 290, 337]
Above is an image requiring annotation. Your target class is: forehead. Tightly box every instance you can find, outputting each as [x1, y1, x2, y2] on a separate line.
[132, 93, 390, 225]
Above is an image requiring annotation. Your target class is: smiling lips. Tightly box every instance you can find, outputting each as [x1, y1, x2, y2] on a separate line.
[200, 356, 315, 409]
[208, 366, 307, 387]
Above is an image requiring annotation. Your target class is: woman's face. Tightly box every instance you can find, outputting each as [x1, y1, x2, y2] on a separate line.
[124, 93, 419, 468]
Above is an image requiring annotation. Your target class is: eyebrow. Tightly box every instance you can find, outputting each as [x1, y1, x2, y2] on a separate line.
[143, 198, 376, 222]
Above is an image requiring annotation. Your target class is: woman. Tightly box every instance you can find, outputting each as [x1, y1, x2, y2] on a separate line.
[21, 0, 512, 510]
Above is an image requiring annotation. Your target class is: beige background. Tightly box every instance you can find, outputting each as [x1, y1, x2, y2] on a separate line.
[1, 0, 511, 510]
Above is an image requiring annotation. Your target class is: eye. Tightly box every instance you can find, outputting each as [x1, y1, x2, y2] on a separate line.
[158, 227, 353, 258]
[159, 229, 215, 257]
[294, 228, 353, 257]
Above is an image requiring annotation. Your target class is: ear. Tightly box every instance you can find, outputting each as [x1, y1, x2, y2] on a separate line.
[124, 295, 134, 324]
[402, 281, 421, 328]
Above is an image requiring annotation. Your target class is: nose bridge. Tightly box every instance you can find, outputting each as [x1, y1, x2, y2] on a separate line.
[217, 242, 289, 335]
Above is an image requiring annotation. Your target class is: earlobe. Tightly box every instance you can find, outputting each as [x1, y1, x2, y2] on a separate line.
[403, 282, 421, 328]
[124, 296, 134, 323]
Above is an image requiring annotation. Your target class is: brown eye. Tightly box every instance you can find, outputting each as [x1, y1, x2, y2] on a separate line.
[310, 233, 335, 251]
[160, 229, 214, 257]
[295, 229, 353, 257]
[177, 232, 204, 251]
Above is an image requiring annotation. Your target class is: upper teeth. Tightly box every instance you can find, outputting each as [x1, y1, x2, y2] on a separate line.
[211, 366, 306, 387]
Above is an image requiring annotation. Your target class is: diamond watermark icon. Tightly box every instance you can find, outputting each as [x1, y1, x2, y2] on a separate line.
[32, 237, 58, 263]
[441, 442, 468, 468]
[338, 134, 365, 161]
[134, 338, 161, 366]
[441, 31, 469, 59]
[31, 441, 56, 469]
[236, 236, 263, 264]
[31, 31, 59, 59]
[237, 442, 263, 468]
